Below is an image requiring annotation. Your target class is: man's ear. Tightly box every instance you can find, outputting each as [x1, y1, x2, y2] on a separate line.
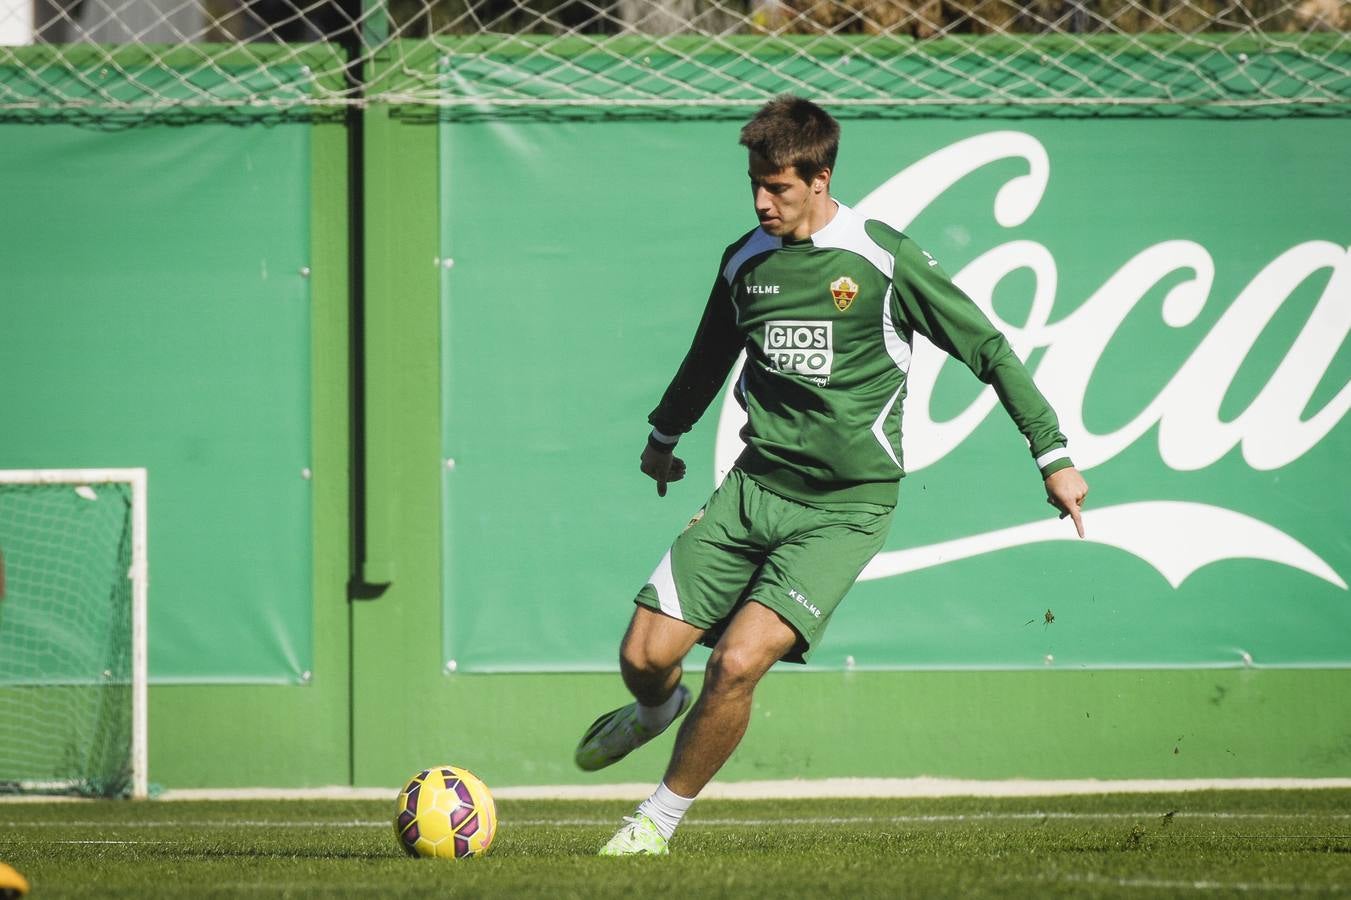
[813, 168, 831, 193]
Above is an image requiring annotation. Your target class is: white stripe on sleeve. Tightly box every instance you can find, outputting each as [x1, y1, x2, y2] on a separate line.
[1036, 447, 1070, 469]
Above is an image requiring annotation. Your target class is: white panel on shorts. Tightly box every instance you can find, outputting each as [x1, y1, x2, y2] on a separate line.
[647, 550, 683, 621]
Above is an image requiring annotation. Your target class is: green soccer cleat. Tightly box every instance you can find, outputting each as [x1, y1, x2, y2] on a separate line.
[574, 685, 692, 772]
[598, 814, 670, 856]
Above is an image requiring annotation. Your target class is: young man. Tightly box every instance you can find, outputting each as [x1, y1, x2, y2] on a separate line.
[575, 95, 1089, 855]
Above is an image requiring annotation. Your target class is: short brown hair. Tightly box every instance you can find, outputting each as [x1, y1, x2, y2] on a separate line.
[738, 95, 840, 182]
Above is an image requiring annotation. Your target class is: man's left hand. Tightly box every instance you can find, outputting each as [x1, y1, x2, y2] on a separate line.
[1045, 467, 1089, 538]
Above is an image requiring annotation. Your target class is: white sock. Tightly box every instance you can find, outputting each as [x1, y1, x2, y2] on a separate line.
[636, 781, 695, 841]
[636, 686, 683, 732]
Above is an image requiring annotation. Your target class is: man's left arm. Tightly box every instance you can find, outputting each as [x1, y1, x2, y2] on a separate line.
[893, 238, 1089, 536]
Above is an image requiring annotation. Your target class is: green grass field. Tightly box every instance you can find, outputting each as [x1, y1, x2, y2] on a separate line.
[2, 790, 1348, 898]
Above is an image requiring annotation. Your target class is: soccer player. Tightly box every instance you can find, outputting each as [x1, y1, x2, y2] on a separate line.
[574, 95, 1089, 855]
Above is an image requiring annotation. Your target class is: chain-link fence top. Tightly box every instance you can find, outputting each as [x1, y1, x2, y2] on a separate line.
[1, 0, 1349, 117]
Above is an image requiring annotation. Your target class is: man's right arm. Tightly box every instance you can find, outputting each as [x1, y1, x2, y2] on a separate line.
[640, 271, 744, 495]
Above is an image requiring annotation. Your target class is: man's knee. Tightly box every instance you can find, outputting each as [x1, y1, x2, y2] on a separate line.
[619, 607, 698, 681]
[619, 639, 678, 680]
[703, 601, 797, 693]
[705, 644, 773, 693]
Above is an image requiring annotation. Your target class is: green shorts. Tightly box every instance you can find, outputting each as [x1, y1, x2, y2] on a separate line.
[635, 468, 894, 663]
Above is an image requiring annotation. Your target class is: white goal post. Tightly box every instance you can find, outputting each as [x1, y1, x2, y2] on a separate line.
[0, 468, 148, 800]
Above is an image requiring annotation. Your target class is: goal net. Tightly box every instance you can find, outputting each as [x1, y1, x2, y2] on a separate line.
[0, 470, 148, 799]
[0, 0, 1347, 119]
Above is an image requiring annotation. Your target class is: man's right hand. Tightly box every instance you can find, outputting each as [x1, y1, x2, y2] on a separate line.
[640, 442, 687, 497]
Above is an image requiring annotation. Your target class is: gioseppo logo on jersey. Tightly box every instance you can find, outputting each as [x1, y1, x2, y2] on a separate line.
[830, 276, 859, 312]
[764, 320, 833, 383]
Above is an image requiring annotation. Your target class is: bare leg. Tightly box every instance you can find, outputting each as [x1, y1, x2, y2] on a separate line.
[619, 605, 704, 707]
[661, 601, 798, 798]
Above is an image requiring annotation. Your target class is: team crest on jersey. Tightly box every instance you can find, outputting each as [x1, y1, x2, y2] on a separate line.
[830, 276, 859, 311]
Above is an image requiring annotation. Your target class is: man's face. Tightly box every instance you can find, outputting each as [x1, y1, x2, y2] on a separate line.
[748, 152, 827, 240]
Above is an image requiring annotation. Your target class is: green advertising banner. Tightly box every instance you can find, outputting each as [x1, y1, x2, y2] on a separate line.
[439, 118, 1349, 671]
[0, 123, 314, 683]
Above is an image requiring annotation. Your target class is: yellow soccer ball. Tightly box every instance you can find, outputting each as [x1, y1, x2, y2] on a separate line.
[394, 765, 497, 859]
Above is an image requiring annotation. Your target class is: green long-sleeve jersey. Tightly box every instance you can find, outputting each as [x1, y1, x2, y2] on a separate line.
[650, 201, 1073, 508]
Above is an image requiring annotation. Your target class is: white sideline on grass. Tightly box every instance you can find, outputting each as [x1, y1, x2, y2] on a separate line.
[136, 777, 1351, 802]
